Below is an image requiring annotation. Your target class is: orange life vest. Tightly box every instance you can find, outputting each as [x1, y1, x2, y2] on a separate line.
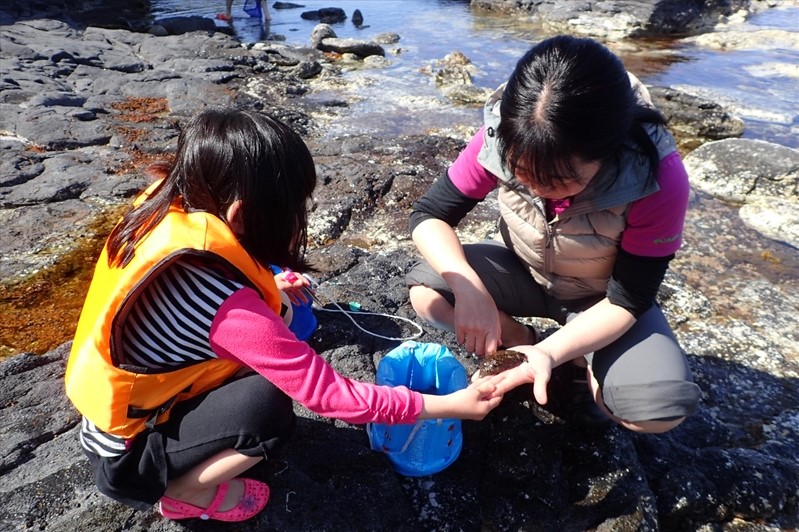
[65, 183, 282, 439]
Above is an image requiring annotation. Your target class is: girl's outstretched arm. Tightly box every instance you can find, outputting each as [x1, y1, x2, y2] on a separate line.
[418, 378, 503, 421]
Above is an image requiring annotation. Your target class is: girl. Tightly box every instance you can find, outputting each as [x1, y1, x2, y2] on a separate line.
[406, 36, 701, 434]
[65, 109, 501, 522]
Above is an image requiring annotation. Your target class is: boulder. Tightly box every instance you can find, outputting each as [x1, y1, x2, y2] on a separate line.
[470, 0, 774, 38]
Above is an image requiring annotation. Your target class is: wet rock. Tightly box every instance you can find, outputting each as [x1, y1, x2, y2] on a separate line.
[309, 22, 385, 58]
[253, 43, 326, 80]
[0, 199, 101, 280]
[374, 32, 401, 45]
[470, 0, 781, 39]
[273, 1, 305, 9]
[301, 7, 347, 24]
[151, 15, 218, 36]
[430, 51, 493, 105]
[310, 22, 337, 47]
[649, 86, 745, 151]
[685, 138, 799, 204]
[685, 28, 799, 50]
[295, 60, 323, 79]
[683, 135, 799, 249]
[352, 9, 365, 28]
[361, 55, 390, 69]
[317, 37, 386, 58]
[740, 197, 799, 249]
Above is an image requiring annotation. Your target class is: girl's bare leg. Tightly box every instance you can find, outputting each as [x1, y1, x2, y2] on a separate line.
[162, 449, 262, 511]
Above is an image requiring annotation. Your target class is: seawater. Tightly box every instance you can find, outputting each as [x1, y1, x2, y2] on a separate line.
[151, 0, 798, 146]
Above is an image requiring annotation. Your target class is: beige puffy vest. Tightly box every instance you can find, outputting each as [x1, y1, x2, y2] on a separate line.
[476, 76, 678, 301]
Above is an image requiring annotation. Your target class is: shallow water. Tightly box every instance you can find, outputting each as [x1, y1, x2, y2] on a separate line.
[151, 0, 799, 146]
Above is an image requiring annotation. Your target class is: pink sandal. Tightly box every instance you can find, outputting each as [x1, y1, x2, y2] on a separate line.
[158, 478, 270, 522]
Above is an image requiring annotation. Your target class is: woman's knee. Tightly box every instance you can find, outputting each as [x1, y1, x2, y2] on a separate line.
[617, 416, 686, 433]
[409, 285, 433, 312]
[595, 377, 700, 433]
[409, 285, 454, 330]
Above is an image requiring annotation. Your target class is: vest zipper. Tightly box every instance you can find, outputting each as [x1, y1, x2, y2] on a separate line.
[532, 197, 557, 286]
[532, 197, 553, 248]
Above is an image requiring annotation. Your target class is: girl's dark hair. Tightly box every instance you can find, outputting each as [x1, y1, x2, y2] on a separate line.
[107, 109, 317, 271]
[497, 35, 666, 189]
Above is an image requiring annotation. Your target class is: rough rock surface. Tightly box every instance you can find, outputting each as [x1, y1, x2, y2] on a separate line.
[1, 1, 798, 531]
[684, 138, 799, 248]
[470, 0, 799, 38]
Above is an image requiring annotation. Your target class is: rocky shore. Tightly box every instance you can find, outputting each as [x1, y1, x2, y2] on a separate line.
[1, 1, 798, 530]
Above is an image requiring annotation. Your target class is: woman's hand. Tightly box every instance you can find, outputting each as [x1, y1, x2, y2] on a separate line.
[487, 345, 555, 405]
[452, 284, 501, 357]
[419, 377, 503, 421]
[411, 218, 501, 356]
[273, 269, 313, 306]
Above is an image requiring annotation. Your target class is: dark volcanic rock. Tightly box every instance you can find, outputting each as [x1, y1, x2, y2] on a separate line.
[301, 7, 347, 24]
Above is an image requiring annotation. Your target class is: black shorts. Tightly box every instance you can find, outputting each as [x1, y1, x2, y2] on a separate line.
[86, 373, 296, 510]
[406, 240, 700, 422]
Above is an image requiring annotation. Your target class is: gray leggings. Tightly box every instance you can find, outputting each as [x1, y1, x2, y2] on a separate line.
[406, 241, 700, 422]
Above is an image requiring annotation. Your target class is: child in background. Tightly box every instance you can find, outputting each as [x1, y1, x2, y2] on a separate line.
[217, 0, 271, 22]
[65, 109, 502, 522]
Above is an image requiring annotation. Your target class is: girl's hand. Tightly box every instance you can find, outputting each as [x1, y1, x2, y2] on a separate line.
[487, 346, 555, 405]
[419, 377, 503, 421]
[273, 269, 313, 306]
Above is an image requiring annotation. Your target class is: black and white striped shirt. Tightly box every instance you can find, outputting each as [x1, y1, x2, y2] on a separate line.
[80, 258, 246, 457]
[118, 259, 245, 369]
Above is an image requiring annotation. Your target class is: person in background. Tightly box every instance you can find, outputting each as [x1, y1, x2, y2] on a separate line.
[406, 35, 701, 434]
[217, 0, 270, 22]
[65, 109, 502, 523]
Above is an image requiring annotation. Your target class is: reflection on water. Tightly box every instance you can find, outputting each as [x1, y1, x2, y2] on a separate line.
[150, 0, 797, 145]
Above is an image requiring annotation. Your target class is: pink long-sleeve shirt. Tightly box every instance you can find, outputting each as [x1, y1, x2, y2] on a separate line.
[210, 287, 423, 425]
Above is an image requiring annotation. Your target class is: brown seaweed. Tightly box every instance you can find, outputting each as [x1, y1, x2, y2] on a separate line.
[476, 349, 527, 377]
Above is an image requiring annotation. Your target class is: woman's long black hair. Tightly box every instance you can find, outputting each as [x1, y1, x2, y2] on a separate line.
[107, 109, 317, 271]
[497, 35, 666, 189]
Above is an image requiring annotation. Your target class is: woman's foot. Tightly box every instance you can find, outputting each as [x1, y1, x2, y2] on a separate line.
[546, 363, 612, 430]
[500, 319, 538, 348]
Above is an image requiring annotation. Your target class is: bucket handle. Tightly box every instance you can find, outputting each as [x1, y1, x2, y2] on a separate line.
[398, 418, 442, 453]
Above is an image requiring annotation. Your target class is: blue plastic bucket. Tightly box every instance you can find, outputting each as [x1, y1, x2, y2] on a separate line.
[269, 265, 318, 341]
[288, 297, 317, 341]
[367, 341, 467, 476]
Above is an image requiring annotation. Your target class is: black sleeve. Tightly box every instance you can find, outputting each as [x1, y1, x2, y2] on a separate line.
[606, 248, 673, 318]
[408, 170, 481, 235]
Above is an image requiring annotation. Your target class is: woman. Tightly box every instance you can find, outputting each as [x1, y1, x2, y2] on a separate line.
[406, 35, 700, 434]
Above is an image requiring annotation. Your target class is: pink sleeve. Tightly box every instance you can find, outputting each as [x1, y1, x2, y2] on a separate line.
[209, 288, 423, 425]
[621, 152, 690, 257]
[447, 126, 498, 199]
